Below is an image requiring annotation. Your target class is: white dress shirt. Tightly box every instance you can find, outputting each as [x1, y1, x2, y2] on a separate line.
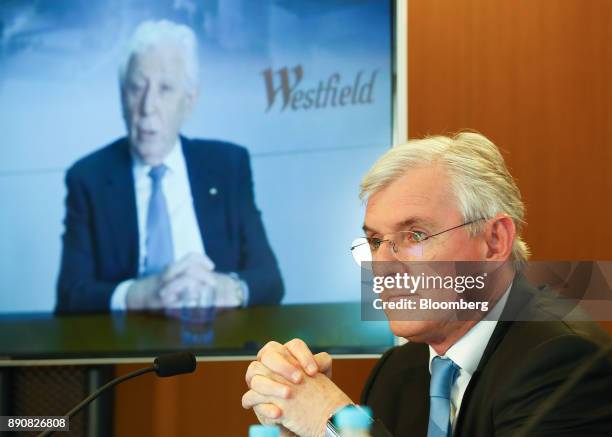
[110, 140, 206, 310]
[428, 284, 512, 432]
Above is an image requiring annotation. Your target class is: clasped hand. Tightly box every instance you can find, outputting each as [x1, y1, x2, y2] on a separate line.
[242, 339, 353, 437]
[126, 253, 242, 309]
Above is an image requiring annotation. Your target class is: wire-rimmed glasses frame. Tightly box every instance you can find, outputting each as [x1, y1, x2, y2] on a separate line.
[350, 218, 487, 264]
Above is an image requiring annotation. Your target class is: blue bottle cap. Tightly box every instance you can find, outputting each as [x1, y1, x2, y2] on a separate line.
[249, 424, 281, 437]
[334, 405, 373, 429]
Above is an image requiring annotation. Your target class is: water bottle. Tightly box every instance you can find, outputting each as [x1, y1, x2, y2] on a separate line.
[249, 424, 280, 437]
[334, 405, 373, 437]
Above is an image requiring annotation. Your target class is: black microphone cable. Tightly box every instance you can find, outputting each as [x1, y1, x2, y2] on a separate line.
[37, 351, 196, 437]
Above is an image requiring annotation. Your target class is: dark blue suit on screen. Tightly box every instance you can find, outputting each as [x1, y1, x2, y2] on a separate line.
[56, 136, 284, 313]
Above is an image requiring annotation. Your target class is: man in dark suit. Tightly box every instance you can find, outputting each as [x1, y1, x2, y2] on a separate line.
[241, 132, 612, 436]
[56, 20, 283, 313]
[360, 274, 612, 436]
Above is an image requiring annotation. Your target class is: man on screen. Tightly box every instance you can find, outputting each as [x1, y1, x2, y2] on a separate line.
[241, 132, 612, 436]
[56, 20, 283, 313]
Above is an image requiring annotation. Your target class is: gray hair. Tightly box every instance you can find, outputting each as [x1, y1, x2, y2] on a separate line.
[118, 20, 199, 91]
[361, 132, 530, 269]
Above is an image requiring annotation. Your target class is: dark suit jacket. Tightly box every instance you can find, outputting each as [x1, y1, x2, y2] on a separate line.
[56, 136, 284, 313]
[361, 275, 612, 436]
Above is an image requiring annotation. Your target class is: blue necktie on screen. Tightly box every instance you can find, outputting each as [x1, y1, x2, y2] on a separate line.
[427, 356, 460, 437]
[144, 164, 174, 275]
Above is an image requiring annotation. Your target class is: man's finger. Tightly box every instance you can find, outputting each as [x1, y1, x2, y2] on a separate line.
[246, 360, 294, 386]
[158, 276, 194, 303]
[183, 265, 218, 288]
[285, 338, 318, 376]
[161, 264, 217, 295]
[314, 352, 333, 378]
[241, 390, 280, 416]
[256, 341, 285, 361]
[259, 350, 303, 384]
[250, 374, 292, 399]
[257, 341, 301, 368]
[254, 404, 282, 421]
[246, 360, 271, 387]
[159, 275, 189, 297]
[241, 389, 264, 409]
[162, 254, 195, 281]
[163, 253, 215, 282]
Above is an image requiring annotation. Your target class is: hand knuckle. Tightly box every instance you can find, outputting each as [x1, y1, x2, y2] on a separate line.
[245, 362, 257, 382]
[285, 338, 300, 347]
[258, 341, 280, 359]
[250, 374, 263, 388]
[286, 338, 306, 352]
[267, 340, 282, 349]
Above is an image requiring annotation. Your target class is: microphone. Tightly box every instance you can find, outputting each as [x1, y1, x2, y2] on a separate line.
[37, 351, 196, 437]
[154, 350, 197, 377]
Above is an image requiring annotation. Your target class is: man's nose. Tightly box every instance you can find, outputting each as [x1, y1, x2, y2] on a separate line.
[140, 86, 158, 115]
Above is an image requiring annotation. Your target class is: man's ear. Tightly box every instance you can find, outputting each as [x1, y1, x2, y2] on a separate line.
[484, 214, 516, 262]
[119, 85, 129, 121]
[183, 87, 199, 118]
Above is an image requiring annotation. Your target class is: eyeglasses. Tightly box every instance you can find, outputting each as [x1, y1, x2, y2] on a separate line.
[350, 219, 486, 266]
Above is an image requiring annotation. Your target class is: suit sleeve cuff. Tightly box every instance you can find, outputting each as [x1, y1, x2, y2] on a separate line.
[229, 272, 250, 307]
[110, 279, 134, 311]
[240, 279, 250, 307]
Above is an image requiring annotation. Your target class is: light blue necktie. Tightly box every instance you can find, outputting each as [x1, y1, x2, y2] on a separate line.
[143, 164, 174, 275]
[428, 356, 460, 437]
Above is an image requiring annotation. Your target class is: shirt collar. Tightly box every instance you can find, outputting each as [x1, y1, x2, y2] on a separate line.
[428, 281, 512, 376]
[131, 138, 183, 176]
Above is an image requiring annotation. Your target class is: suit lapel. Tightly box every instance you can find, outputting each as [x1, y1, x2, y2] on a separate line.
[181, 137, 228, 267]
[454, 274, 536, 433]
[104, 139, 139, 276]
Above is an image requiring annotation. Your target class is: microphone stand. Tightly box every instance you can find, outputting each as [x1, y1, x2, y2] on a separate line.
[37, 366, 155, 437]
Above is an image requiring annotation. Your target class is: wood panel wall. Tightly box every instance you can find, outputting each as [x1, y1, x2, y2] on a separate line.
[407, 0, 612, 260]
[114, 1, 612, 435]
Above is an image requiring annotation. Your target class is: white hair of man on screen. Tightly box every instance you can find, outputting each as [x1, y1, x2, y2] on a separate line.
[118, 19, 199, 92]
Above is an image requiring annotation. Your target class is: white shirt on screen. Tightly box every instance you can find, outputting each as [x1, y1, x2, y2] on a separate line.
[110, 140, 206, 310]
[428, 284, 511, 432]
